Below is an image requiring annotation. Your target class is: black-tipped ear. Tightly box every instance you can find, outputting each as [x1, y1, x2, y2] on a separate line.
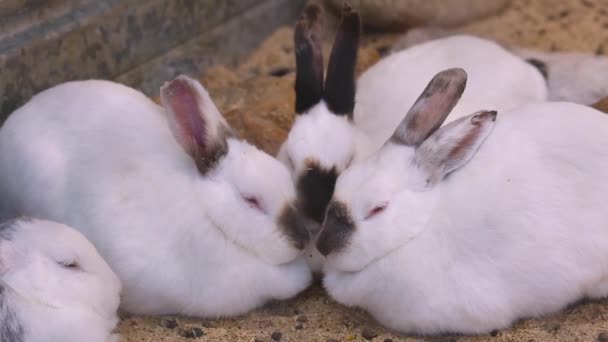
[324, 2, 360, 118]
[160, 75, 233, 175]
[391, 68, 468, 146]
[294, 2, 325, 114]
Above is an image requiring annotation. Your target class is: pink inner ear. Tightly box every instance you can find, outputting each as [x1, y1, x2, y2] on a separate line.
[163, 78, 208, 158]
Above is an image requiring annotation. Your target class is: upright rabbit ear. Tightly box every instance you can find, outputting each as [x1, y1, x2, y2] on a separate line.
[391, 68, 467, 146]
[415, 110, 497, 186]
[324, 2, 360, 118]
[160, 75, 233, 175]
[294, 2, 325, 114]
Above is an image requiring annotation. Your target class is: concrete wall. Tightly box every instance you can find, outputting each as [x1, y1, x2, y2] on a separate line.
[0, 0, 305, 120]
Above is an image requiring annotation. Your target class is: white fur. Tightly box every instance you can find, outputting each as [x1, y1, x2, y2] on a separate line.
[355, 35, 548, 150]
[513, 48, 608, 104]
[0, 79, 312, 316]
[322, 102, 608, 334]
[0, 218, 121, 342]
[281, 34, 547, 273]
[392, 27, 608, 106]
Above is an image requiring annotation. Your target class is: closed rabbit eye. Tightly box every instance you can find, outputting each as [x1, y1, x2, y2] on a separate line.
[365, 203, 387, 220]
[58, 260, 81, 271]
[242, 195, 265, 213]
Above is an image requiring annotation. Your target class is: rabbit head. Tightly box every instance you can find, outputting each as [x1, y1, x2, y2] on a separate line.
[160, 76, 310, 265]
[279, 2, 362, 232]
[316, 69, 497, 272]
[0, 218, 121, 323]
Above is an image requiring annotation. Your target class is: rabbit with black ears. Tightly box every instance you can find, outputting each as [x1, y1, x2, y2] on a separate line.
[317, 68, 608, 335]
[278, 3, 547, 272]
[0, 218, 121, 342]
[0, 75, 312, 317]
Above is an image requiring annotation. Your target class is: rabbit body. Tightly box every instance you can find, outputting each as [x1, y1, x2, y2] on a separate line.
[322, 101, 608, 334]
[355, 35, 548, 151]
[0, 218, 121, 342]
[0, 79, 311, 317]
[281, 8, 548, 277]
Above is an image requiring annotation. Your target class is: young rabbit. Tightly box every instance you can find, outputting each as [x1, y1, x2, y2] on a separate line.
[317, 68, 608, 335]
[0, 218, 121, 342]
[0, 75, 312, 317]
[279, 3, 546, 272]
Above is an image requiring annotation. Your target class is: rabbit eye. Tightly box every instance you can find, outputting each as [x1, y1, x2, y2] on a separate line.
[365, 204, 387, 220]
[242, 195, 264, 213]
[58, 260, 81, 271]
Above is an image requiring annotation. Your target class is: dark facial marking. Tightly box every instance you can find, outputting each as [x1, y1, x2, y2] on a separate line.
[296, 161, 338, 224]
[391, 68, 467, 146]
[525, 58, 549, 80]
[294, 3, 324, 114]
[316, 201, 355, 256]
[278, 205, 310, 250]
[323, 3, 360, 118]
[0, 287, 25, 342]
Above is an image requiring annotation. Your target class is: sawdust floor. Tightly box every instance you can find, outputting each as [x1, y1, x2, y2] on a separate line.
[119, 0, 608, 341]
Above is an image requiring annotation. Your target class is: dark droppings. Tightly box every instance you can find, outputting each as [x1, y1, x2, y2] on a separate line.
[361, 327, 378, 340]
[179, 327, 204, 338]
[160, 318, 179, 329]
[271, 331, 283, 341]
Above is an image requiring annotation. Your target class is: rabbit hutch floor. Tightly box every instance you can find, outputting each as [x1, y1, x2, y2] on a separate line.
[118, 0, 608, 341]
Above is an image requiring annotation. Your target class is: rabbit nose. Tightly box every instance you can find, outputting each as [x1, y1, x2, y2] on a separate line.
[316, 201, 354, 256]
[279, 204, 310, 250]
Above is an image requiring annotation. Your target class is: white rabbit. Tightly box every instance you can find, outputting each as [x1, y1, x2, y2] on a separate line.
[317, 68, 608, 335]
[0, 218, 121, 342]
[278, 3, 546, 272]
[392, 26, 608, 106]
[0, 75, 312, 317]
[512, 47, 608, 105]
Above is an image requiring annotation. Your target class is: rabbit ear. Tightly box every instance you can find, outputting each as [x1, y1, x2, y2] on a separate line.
[294, 2, 325, 114]
[160, 75, 233, 174]
[391, 68, 467, 146]
[415, 110, 497, 186]
[324, 2, 360, 118]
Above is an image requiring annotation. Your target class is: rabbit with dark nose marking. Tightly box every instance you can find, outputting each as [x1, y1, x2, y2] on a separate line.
[318, 68, 608, 335]
[278, 2, 547, 273]
[0, 218, 121, 342]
